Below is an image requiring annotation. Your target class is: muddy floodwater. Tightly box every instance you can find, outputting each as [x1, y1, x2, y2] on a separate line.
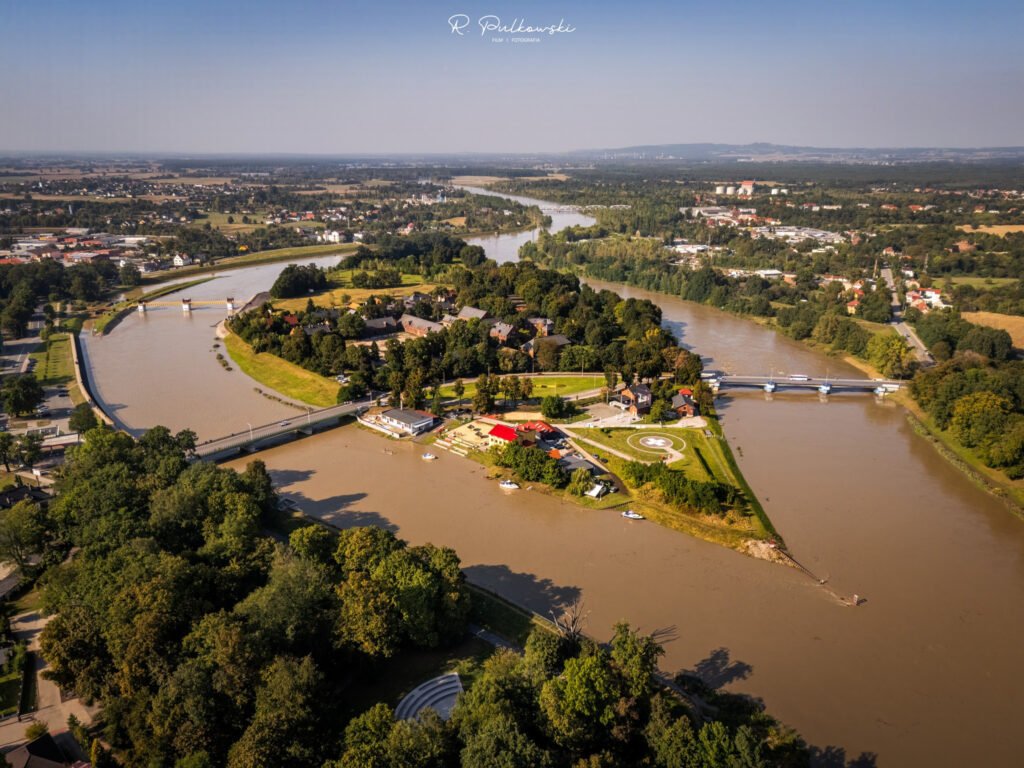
[85, 194, 1024, 766]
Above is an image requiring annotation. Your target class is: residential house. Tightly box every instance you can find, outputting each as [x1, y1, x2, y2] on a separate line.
[0, 485, 51, 510]
[399, 314, 443, 337]
[620, 383, 653, 415]
[363, 316, 398, 337]
[380, 408, 436, 435]
[528, 317, 554, 336]
[457, 306, 489, 321]
[172, 253, 193, 268]
[489, 322, 516, 345]
[846, 299, 860, 315]
[521, 334, 570, 358]
[558, 454, 600, 475]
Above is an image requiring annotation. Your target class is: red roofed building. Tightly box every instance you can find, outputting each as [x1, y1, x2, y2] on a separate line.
[517, 421, 559, 436]
[486, 424, 520, 447]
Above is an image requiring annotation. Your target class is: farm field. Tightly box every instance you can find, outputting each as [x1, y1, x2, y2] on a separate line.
[962, 311, 1024, 348]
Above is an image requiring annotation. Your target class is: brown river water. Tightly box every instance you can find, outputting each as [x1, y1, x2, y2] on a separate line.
[81, 201, 1023, 766]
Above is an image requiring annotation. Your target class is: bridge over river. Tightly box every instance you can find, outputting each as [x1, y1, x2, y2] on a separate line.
[192, 397, 373, 461]
[709, 373, 902, 394]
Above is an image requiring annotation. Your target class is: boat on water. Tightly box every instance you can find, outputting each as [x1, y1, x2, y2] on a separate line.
[421, 452, 437, 461]
[499, 479, 521, 490]
[621, 510, 645, 520]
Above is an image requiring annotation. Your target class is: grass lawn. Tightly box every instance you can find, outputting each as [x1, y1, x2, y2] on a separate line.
[467, 584, 553, 647]
[956, 224, 1024, 237]
[223, 332, 340, 407]
[438, 374, 605, 401]
[0, 671, 20, 717]
[142, 243, 359, 283]
[30, 333, 74, 386]
[273, 272, 432, 312]
[10, 586, 44, 615]
[573, 427, 723, 483]
[187, 211, 267, 235]
[947, 276, 1019, 288]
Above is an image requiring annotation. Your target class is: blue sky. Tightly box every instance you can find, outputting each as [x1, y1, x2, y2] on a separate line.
[1, 0, 1022, 153]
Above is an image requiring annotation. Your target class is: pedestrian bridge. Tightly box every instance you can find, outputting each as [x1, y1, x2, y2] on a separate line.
[708, 374, 902, 395]
[192, 398, 372, 461]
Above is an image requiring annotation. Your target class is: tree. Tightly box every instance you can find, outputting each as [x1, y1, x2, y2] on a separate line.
[453, 379, 465, 409]
[0, 501, 45, 571]
[540, 395, 569, 419]
[539, 653, 620, 749]
[69, 403, 99, 433]
[567, 468, 592, 496]
[2, 375, 44, 416]
[119, 262, 141, 286]
[16, 434, 43, 469]
[0, 432, 14, 472]
[950, 391, 1012, 448]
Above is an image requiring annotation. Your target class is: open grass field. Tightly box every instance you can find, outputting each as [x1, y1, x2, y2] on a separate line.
[273, 272, 431, 311]
[438, 374, 604, 402]
[574, 427, 729, 484]
[947, 276, 1019, 288]
[958, 224, 1024, 236]
[962, 311, 1024, 348]
[30, 332, 75, 386]
[143, 243, 358, 283]
[223, 332, 340, 407]
[187, 211, 266, 235]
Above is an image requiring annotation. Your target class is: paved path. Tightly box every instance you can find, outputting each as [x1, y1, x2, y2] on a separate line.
[0, 611, 98, 749]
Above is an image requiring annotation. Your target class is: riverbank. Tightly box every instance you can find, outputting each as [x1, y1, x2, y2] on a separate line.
[141, 243, 360, 283]
[221, 330, 340, 407]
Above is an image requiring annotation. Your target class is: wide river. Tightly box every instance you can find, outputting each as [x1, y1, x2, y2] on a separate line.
[81, 193, 1023, 766]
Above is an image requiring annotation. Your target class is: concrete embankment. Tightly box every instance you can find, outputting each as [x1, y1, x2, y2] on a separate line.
[70, 334, 115, 427]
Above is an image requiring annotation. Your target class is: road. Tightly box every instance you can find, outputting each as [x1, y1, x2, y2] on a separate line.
[880, 266, 933, 364]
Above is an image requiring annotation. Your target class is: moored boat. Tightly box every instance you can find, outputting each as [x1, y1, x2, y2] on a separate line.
[499, 479, 520, 490]
[621, 510, 645, 520]
[421, 452, 437, 461]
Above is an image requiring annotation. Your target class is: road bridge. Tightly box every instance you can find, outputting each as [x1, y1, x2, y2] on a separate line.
[709, 374, 902, 395]
[192, 398, 373, 461]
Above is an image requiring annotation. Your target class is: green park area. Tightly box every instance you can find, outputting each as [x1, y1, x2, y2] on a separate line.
[571, 425, 775, 546]
[273, 271, 431, 312]
[29, 332, 85, 405]
[438, 374, 605, 402]
[223, 332, 340, 407]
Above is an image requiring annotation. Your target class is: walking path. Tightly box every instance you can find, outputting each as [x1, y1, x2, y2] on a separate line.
[0, 611, 98, 749]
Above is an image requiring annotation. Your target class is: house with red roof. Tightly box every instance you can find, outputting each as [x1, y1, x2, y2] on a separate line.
[486, 423, 520, 447]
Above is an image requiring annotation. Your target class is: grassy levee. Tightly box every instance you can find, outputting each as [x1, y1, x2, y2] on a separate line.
[466, 583, 556, 646]
[142, 243, 360, 283]
[223, 331, 340, 407]
[93, 277, 217, 335]
[704, 402, 780, 543]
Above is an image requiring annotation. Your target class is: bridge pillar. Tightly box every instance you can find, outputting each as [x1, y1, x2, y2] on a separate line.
[226, 297, 236, 312]
[182, 298, 192, 313]
[137, 301, 147, 313]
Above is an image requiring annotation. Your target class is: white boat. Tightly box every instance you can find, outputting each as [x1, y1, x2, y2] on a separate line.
[421, 453, 437, 461]
[621, 510, 645, 520]
[499, 479, 521, 490]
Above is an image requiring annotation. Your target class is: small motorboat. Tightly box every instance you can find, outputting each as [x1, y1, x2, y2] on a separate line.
[499, 480, 521, 490]
[421, 453, 437, 461]
[621, 510, 645, 520]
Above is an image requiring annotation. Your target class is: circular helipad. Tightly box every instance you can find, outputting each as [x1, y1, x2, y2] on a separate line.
[626, 432, 686, 458]
[639, 436, 671, 449]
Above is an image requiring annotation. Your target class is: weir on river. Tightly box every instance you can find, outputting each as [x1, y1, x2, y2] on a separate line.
[79, 189, 1024, 768]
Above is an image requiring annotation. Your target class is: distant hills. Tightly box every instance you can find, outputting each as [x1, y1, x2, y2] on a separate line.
[568, 142, 1024, 164]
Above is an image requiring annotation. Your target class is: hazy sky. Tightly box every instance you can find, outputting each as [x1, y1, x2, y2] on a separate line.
[2, 0, 1023, 153]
